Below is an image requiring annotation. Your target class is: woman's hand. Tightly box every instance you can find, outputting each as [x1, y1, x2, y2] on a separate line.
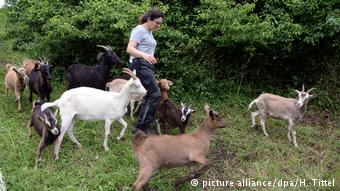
[143, 54, 157, 65]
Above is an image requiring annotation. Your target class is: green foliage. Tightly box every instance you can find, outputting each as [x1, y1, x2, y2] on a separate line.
[4, 0, 340, 111]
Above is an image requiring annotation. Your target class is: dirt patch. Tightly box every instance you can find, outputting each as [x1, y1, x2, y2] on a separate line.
[243, 149, 259, 161]
[305, 151, 323, 165]
[302, 111, 335, 127]
[211, 147, 239, 167]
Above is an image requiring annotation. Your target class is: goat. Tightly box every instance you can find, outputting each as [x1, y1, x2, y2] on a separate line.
[65, 45, 120, 90]
[22, 58, 49, 77]
[28, 101, 59, 168]
[132, 104, 227, 191]
[106, 78, 144, 119]
[0, 170, 5, 191]
[28, 62, 52, 102]
[248, 85, 315, 147]
[4, 64, 29, 111]
[156, 101, 195, 134]
[41, 68, 147, 160]
[157, 79, 173, 103]
[22, 59, 36, 77]
[155, 79, 195, 134]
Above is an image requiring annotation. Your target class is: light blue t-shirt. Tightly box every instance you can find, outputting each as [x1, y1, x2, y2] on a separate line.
[129, 25, 157, 63]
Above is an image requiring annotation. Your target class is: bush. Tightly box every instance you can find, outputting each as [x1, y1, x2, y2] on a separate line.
[5, 0, 339, 111]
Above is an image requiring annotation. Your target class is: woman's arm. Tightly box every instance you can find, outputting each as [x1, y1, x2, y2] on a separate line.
[127, 40, 157, 64]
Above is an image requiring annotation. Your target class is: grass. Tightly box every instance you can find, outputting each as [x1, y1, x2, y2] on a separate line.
[0, 8, 339, 191]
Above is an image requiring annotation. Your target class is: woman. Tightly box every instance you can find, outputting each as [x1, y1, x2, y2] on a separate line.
[127, 8, 164, 134]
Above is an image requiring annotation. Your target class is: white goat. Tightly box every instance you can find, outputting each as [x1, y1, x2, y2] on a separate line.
[106, 78, 144, 119]
[248, 85, 315, 147]
[0, 170, 5, 191]
[41, 68, 147, 160]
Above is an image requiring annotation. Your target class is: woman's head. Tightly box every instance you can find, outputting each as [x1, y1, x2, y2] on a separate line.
[139, 8, 164, 31]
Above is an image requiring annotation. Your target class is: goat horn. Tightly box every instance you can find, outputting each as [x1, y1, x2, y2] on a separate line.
[13, 63, 19, 68]
[306, 88, 316, 93]
[181, 102, 185, 107]
[38, 57, 47, 64]
[96, 45, 109, 51]
[302, 85, 305, 92]
[107, 45, 113, 51]
[54, 109, 59, 117]
[203, 103, 210, 114]
[123, 68, 136, 80]
[293, 89, 300, 94]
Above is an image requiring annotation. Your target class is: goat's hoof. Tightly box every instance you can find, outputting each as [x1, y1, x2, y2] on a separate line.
[54, 155, 59, 161]
[104, 147, 109, 152]
[116, 136, 125, 141]
[173, 181, 182, 187]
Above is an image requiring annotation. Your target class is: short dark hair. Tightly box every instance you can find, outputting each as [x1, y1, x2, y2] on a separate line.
[139, 8, 165, 24]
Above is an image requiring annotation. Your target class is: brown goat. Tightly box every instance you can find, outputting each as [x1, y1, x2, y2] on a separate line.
[157, 79, 173, 103]
[22, 59, 37, 77]
[5, 64, 29, 111]
[155, 79, 195, 134]
[132, 104, 227, 191]
[22, 58, 49, 77]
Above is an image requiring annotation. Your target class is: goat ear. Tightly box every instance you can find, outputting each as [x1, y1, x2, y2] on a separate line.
[209, 110, 215, 120]
[96, 52, 104, 62]
[309, 94, 317, 99]
[168, 80, 173, 86]
[34, 63, 40, 70]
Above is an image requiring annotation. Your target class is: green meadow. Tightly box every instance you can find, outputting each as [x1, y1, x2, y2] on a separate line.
[0, 8, 339, 191]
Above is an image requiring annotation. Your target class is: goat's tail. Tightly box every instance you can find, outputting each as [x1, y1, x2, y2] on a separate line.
[132, 130, 147, 151]
[41, 99, 59, 111]
[248, 99, 257, 111]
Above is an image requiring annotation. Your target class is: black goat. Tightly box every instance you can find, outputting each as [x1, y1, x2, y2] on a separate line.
[28, 101, 59, 168]
[29, 62, 52, 102]
[156, 101, 195, 134]
[65, 45, 120, 90]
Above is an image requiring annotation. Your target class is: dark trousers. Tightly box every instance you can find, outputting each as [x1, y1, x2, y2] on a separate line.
[130, 58, 161, 131]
